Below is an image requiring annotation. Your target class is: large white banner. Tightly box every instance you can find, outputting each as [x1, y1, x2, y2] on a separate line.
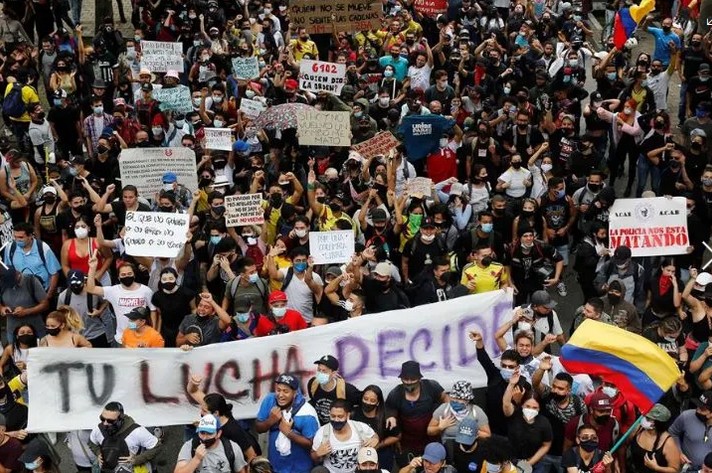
[27, 291, 513, 432]
[608, 197, 689, 257]
[118, 148, 198, 198]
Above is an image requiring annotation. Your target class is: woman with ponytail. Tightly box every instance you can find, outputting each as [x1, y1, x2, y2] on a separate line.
[38, 306, 92, 347]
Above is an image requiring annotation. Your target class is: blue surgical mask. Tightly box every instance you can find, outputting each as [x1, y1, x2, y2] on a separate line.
[294, 262, 308, 273]
[15, 240, 26, 248]
[210, 236, 222, 245]
[24, 462, 40, 471]
[54, 99, 63, 107]
[272, 306, 287, 318]
[556, 189, 565, 199]
[606, 72, 617, 81]
[450, 401, 467, 412]
[128, 321, 138, 330]
[235, 312, 250, 323]
[697, 110, 709, 120]
[315, 371, 330, 385]
[481, 223, 493, 233]
[384, 69, 394, 78]
[500, 367, 514, 380]
[248, 273, 259, 284]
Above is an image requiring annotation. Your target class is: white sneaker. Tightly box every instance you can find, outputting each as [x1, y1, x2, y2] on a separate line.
[556, 281, 568, 297]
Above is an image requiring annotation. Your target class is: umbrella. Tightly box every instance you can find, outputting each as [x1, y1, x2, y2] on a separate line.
[253, 102, 313, 131]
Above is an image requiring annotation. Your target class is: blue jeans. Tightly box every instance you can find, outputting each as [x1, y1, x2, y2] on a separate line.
[539, 455, 563, 473]
[636, 154, 661, 197]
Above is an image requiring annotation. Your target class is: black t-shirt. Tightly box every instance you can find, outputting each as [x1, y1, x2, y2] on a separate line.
[57, 206, 95, 238]
[87, 154, 120, 190]
[307, 378, 362, 425]
[507, 413, 553, 460]
[687, 76, 712, 112]
[453, 444, 486, 473]
[403, 237, 447, 279]
[47, 105, 81, 142]
[110, 201, 152, 227]
[561, 447, 605, 472]
[151, 286, 196, 340]
[385, 380, 444, 452]
[0, 402, 27, 435]
[642, 326, 684, 361]
[549, 130, 579, 171]
[362, 278, 409, 313]
[221, 417, 261, 456]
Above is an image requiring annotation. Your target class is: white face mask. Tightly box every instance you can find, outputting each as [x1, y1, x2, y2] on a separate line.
[74, 227, 89, 239]
[212, 95, 223, 103]
[379, 97, 390, 107]
[439, 138, 448, 148]
[522, 407, 539, 421]
[421, 234, 435, 243]
[163, 183, 173, 191]
[624, 107, 633, 115]
[541, 163, 553, 173]
[601, 386, 617, 398]
[245, 90, 256, 98]
[193, 98, 202, 107]
[176, 119, 185, 128]
[214, 119, 224, 128]
[640, 418, 655, 430]
[295, 229, 307, 238]
[519, 321, 532, 331]
[152, 127, 163, 136]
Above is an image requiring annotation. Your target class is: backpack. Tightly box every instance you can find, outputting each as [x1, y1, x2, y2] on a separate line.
[3, 83, 25, 118]
[100, 424, 140, 472]
[603, 260, 640, 288]
[190, 436, 236, 472]
[8, 239, 47, 267]
[227, 275, 268, 307]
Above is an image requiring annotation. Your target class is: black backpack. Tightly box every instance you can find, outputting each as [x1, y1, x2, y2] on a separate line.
[2, 83, 25, 118]
[190, 436, 236, 472]
[100, 424, 140, 472]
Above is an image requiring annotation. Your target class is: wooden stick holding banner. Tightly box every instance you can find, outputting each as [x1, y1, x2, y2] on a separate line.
[0, 242, 8, 270]
[702, 241, 712, 270]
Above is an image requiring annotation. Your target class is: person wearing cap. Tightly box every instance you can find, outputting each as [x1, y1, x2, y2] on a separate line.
[627, 403, 680, 473]
[32, 183, 66, 254]
[402, 216, 447, 284]
[384, 361, 447, 464]
[175, 414, 248, 473]
[408, 255, 460, 306]
[18, 437, 58, 473]
[307, 355, 361, 425]
[399, 441, 455, 473]
[158, 171, 193, 209]
[176, 292, 232, 347]
[669, 391, 712, 470]
[57, 268, 111, 347]
[47, 87, 83, 159]
[356, 446, 386, 473]
[255, 373, 320, 473]
[89, 401, 161, 473]
[312, 398, 378, 472]
[254, 290, 307, 337]
[594, 245, 646, 314]
[121, 306, 165, 348]
[362, 260, 410, 313]
[507, 290, 564, 355]
[427, 380, 490, 448]
[219, 294, 260, 341]
[563, 392, 620, 453]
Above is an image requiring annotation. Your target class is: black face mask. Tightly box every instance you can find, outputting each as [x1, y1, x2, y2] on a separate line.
[17, 334, 36, 347]
[696, 411, 708, 424]
[119, 276, 135, 287]
[521, 210, 534, 218]
[580, 440, 598, 452]
[481, 256, 492, 267]
[588, 183, 601, 192]
[653, 121, 665, 130]
[160, 206, 174, 213]
[201, 437, 218, 447]
[160, 281, 177, 292]
[594, 414, 610, 424]
[316, 196, 326, 204]
[362, 403, 377, 413]
[331, 420, 347, 431]
[212, 205, 226, 216]
[403, 382, 419, 392]
[44, 196, 56, 204]
[511, 162, 522, 169]
[97, 145, 110, 154]
[329, 202, 342, 212]
[270, 194, 283, 207]
[551, 392, 567, 402]
[34, 112, 46, 120]
[691, 142, 702, 152]
[46, 327, 62, 336]
[662, 26, 671, 33]
[70, 284, 84, 294]
[200, 177, 212, 187]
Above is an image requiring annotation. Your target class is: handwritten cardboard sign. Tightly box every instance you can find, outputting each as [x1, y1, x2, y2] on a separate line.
[124, 211, 189, 258]
[140, 41, 183, 72]
[232, 57, 260, 80]
[153, 85, 193, 114]
[239, 98, 266, 119]
[297, 110, 350, 147]
[309, 230, 355, 265]
[224, 194, 264, 227]
[352, 131, 400, 159]
[204, 128, 233, 151]
[289, 0, 381, 34]
[406, 177, 433, 196]
[299, 60, 346, 94]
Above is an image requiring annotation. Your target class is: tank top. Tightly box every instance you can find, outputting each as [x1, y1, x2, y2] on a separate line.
[4, 163, 31, 195]
[691, 313, 712, 343]
[38, 202, 60, 235]
[629, 431, 670, 473]
[67, 238, 102, 275]
[12, 346, 28, 365]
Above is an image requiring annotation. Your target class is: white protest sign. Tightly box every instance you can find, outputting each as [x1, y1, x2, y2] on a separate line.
[299, 60, 347, 94]
[27, 290, 513, 432]
[140, 41, 183, 72]
[204, 128, 233, 151]
[232, 57, 260, 80]
[224, 194, 264, 227]
[118, 148, 198, 197]
[297, 110, 350, 147]
[309, 230, 355, 265]
[239, 98, 266, 119]
[153, 85, 193, 114]
[608, 197, 689, 257]
[0, 212, 13, 246]
[406, 177, 433, 196]
[123, 211, 189, 258]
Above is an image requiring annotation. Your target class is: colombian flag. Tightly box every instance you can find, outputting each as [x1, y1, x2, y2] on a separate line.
[613, 0, 656, 49]
[561, 319, 680, 411]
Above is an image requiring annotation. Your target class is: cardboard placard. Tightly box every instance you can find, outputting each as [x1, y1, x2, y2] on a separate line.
[352, 131, 400, 159]
[204, 128, 233, 151]
[232, 57, 260, 80]
[224, 194, 265, 227]
[124, 211, 189, 258]
[153, 85, 193, 114]
[140, 41, 183, 72]
[239, 98, 266, 119]
[413, 0, 447, 16]
[309, 230, 355, 265]
[406, 177, 433, 196]
[296, 110, 351, 147]
[289, 0, 382, 34]
[299, 60, 347, 94]
[118, 148, 198, 197]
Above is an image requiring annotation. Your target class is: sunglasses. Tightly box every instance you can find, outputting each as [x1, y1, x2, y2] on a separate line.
[100, 416, 119, 424]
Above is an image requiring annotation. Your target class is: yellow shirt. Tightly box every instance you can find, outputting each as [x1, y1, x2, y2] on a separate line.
[122, 327, 165, 348]
[289, 39, 319, 61]
[4, 82, 39, 123]
[404, 20, 423, 37]
[261, 195, 299, 245]
[269, 255, 292, 291]
[315, 204, 356, 232]
[8, 375, 26, 405]
[630, 87, 647, 111]
[460, 262, 508, 294]
[355, 30, 386, 49]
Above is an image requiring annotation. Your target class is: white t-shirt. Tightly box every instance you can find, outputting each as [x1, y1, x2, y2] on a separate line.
[279, 268, 323, 323]
[407, 64, 432, 92]
[28, 119, 55, 165]
[102, 284, 156, 342]
[647, 70, 671, 111]
[498, 168, 532, 198]
[312, 420, 376, 473]
[90, 423, 159, 472]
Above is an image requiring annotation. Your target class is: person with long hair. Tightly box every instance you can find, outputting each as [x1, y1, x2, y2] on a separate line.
[60, 214, 113, 285]
[628, 404, 680, 473]
[39, 306, 91, 347]
[596, 98, 643, 195]
[643, 258, 682, 326]
[351, 384, 401, 471]
[0, 324, 36, 376]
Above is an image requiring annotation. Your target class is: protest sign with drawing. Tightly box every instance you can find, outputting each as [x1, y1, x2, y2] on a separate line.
[225, 194, 264, 227]
[309, 230, 355, 265]
[297, 110, 350, 147]
[153, 85, 193, 114]
[204, 128, 233, 151]
[299, 60, 346, 94]
[123, 211, 189, 258]
[119, 148, 198, 197]
[139, 41, 183, 72]
[239, 98, 266, 119]
[232, 57, 260, 80]
[352, 131, 400, 159]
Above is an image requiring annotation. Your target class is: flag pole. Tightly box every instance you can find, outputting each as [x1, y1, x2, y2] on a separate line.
[608, 413, 645, 454]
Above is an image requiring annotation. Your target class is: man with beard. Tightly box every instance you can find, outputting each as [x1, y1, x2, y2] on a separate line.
[256, 374, 320, 473]
[175, 414, 248, 473]
[89, 402, 161, 473]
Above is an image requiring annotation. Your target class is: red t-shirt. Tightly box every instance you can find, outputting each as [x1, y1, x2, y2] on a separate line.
[426, 147, 458, 184]
[254, 310, 307, 337]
